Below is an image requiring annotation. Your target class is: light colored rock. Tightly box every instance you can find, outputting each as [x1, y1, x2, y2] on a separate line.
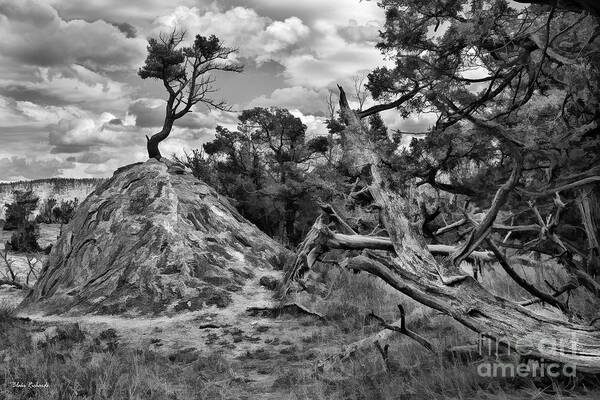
[20, 160, 289, 316]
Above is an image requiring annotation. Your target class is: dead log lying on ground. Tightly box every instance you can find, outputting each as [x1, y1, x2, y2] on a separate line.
[0, 249, 34, 291]
[287, 215, 494, 284]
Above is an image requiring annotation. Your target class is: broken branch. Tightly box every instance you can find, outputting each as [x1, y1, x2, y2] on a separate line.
[368, 305, 436, 353]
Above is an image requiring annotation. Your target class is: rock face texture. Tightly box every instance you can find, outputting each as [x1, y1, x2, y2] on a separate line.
[20, 160, 288, 316]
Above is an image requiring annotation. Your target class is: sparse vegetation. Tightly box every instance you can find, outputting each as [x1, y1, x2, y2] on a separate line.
[3, 260, 599, 399]
[0, 315, 247, 400]
[35, 197, 78, 225]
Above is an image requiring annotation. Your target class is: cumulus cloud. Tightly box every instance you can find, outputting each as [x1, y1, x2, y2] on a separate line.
[153, 6, 310, 63]
[0, 65, 130, 112]
[0, 0, 395, 180]
[0, 0, 145, 71]
[0, 156, 75, 180]
[48, 112, 139, 154]
[282, 45, 382, 88]
[248, 86, 329, 116]
[48, 0, 199, 27]
[289, 110, 329, 138]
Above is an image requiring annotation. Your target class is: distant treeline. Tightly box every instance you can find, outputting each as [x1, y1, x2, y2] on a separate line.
[0, 178, 105, 192]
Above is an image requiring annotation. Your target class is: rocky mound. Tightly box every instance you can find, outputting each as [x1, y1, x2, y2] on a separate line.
[20, 160, 289, 316]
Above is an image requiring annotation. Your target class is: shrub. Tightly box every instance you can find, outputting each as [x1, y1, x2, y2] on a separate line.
[6, 223, 41, 253]
[3, 190, 38, 231]
[35, 197, 57, 224]
[0, 302, 15, 326]
[3, 190, 42, 252]
[36, 197, 79, 225]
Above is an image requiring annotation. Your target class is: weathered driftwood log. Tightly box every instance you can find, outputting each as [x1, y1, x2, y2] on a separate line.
[286, 215, 495, 285]
[295, 86, 600, 373]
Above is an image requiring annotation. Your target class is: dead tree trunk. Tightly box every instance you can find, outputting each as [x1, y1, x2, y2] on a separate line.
[291, 86, 600, 373]
[578, 187, 600, 275]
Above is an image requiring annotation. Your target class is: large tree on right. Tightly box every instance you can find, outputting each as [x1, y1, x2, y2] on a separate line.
[291, 0, 600, 371]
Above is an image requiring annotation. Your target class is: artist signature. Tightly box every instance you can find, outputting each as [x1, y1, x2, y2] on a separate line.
[11, 381, 50, 389]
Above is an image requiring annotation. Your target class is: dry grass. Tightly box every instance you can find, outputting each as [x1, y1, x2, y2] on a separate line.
[0, 311, 252, 400]
[1, 252, 598, 399]
[277, 259, 600, 400]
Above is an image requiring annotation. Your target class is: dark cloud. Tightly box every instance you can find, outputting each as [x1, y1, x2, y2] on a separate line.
[109, 118, 123, 125]
[177, 113, 217, 130]
[128, 99, 218, 131]
[128, 100, 164, 128]
[49, 0, 198, 26]
[109, 21, 137, 38]
[0, 156, 75, 180]
[0, 84, 71, 107]
[0, 64, 130, 113]
[0, 0, 56, 26]
[75, 152, 113, 164]
[49, 144, 94, 154]
[0, 0, 145, 71]
[217, 59, 288, 105]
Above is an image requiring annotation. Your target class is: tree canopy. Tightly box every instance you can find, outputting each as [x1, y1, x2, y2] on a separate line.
[360, 0, 600, 277]
[138, 30, 243, 159]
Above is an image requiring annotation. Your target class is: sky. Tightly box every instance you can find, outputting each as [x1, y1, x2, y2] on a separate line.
[0, 0, 434, 181]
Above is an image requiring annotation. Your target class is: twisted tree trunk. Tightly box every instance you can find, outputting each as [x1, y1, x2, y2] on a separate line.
[146, 114, 174, 160]
[291, 86, 600, 373]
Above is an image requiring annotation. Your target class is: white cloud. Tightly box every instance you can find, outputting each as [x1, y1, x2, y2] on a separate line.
[153, 6, 310, 63]
[290, 110, 329, 138]
[380, 110, 438, 136]
[282, 45, 382, 88]
[48, 112, 139, 154]
[248, 86, 330, 115]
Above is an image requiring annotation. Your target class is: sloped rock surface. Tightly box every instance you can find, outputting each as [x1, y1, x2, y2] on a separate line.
[20, 160, 289, 315]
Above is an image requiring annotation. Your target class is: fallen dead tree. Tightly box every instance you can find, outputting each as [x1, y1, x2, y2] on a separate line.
[287, 214, 494, 285]
[288, 87, 600, 373]
[317, 303, 436, 371]
[0, 248, 36, 291]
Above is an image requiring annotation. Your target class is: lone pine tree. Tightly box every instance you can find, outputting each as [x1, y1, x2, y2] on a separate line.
[138, 30, 243, 159]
